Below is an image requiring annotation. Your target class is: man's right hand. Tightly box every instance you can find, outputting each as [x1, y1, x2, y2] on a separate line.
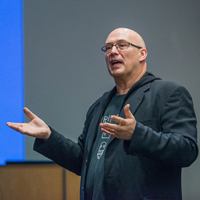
[7, 107, 51, 140]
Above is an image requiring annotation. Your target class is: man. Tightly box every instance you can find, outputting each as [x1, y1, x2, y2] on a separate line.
[7, 28, 198, 200]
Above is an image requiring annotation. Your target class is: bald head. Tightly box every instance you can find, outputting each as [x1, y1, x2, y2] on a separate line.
[104, 28, 148, 90]
[106, 28, 146, 49]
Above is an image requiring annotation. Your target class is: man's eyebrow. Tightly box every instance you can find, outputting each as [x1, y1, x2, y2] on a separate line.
[105, 39, 128, 45]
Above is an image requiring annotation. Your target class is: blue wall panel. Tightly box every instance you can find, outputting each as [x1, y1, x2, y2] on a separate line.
[0, 0, 24, 165]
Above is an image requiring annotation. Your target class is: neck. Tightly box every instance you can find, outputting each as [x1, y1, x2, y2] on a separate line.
[115, 67, 146, 95]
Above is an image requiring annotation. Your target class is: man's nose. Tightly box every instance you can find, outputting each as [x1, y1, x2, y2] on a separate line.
[110, 45, 119, 54]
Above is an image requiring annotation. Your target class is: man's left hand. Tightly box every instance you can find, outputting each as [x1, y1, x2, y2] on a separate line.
[99, 104, 136, 140]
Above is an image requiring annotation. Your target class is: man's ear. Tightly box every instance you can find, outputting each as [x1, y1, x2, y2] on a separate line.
[139, 48, 148, 62]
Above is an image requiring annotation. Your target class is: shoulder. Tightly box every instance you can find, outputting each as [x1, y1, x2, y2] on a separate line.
[151, 79, 189, 95]
[152, 79, 181, 89]
[150, 79, 193, 104]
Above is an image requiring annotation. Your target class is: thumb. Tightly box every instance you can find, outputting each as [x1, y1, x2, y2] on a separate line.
[124, 104, 134, 119]
[23, 107, 38, 120]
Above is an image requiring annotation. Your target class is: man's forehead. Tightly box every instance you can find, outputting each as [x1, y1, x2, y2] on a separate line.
[105, 29, 133, 44]
[105, 28, 146, 48]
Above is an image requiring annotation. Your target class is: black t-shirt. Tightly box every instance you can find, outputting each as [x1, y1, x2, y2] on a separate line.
[85, 94, 125, 200]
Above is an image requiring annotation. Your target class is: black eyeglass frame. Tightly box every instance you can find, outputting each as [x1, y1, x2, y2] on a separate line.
[101, 42, 142, 54]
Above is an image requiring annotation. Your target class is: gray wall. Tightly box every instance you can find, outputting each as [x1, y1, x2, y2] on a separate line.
[24, 0, 200, 199]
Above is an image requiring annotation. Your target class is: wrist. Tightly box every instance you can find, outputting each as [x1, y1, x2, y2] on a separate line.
[42, 126, 51, 141]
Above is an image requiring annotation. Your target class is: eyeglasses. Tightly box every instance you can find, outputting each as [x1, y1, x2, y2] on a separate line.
[101, 41, 142, 54]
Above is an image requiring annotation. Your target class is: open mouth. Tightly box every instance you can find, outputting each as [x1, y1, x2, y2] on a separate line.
[111, 60, 123, 66]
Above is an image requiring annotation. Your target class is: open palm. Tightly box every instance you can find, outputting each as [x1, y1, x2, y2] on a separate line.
[7, 107, 51, 140]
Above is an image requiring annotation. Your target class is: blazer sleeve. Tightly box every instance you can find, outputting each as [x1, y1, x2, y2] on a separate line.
[34, 127, 85, 175]
[33, 97, 101, 175]
[125, 85, 198, 167]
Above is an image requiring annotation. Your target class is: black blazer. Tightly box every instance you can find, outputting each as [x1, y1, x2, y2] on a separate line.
[34, 73, 198, 200]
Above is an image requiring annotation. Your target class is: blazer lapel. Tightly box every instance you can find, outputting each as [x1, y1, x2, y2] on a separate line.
[108, 83, 151, 143]
[123, 83, 150, 116]
[85, 88, 116, 157]
[85, 104, 103, 154]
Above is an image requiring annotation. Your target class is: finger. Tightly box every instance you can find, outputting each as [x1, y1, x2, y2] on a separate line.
[110, 115, 124, 125]
[6, 122, 23, 132]
[100, 127, 115, 136]
[23, 107, 38, 120]
[100, 122, 119, 130]
[124, 104, 134, 119]
[99, 123, 114, 133]
[7, 122, 34, 136]
[101, 126, 115, 133]
[7, 122, 23, 128]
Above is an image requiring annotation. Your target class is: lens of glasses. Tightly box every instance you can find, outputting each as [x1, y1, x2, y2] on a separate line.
[117, 42, 129, 50]
[102, 42, 129, 54]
